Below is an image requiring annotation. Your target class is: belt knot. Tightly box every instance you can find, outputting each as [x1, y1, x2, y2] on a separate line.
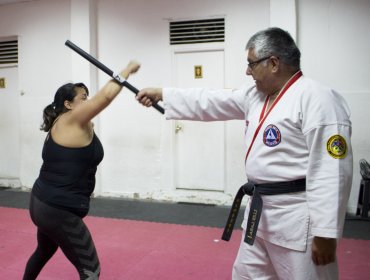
[222, 178, 306, 245]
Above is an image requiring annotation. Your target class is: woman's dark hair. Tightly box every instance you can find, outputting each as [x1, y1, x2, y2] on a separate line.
[40, 82, 88, 132]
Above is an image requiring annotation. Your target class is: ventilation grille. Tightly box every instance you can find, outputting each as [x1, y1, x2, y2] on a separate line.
[170, 18, 225, 45]
[0, 40, 18, 66]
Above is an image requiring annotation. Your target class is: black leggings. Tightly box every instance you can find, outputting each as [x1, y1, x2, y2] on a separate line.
[23, 194, 100, 280]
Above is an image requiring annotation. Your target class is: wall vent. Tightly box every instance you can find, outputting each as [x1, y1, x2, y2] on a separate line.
[0, 40, 18, 66]
[170, 18, 225, 45]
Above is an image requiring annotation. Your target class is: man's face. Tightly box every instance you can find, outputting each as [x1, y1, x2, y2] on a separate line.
[246, 48, 273, 95]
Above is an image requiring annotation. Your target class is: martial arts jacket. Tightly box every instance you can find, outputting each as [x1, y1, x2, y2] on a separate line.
[162, 74, 353, 251]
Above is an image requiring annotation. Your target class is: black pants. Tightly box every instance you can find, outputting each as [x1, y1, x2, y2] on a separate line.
[23, 193, 100, 280]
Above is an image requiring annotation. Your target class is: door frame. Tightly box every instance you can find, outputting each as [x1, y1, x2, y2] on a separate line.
[0, 65, 21, 188]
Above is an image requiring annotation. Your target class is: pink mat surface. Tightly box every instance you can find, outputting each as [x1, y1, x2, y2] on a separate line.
[0, 206, 369, 280]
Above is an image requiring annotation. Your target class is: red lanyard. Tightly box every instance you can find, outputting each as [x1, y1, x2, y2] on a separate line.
[245, 71, 303, 162]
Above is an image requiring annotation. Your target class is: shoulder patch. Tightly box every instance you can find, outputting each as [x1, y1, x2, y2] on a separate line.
[327, 135, 347, 159]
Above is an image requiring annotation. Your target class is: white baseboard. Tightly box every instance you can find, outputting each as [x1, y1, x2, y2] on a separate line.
[0, 178, 22, 188]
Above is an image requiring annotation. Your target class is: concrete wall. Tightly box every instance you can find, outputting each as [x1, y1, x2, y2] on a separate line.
[0, 0, 369, 213]
[297, 0, 370, 213]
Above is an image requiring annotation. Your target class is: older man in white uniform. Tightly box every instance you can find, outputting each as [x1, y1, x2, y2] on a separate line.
[137, 27, 353, 280]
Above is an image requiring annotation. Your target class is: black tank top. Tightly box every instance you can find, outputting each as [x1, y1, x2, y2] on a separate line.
[32, 132, 104, 217]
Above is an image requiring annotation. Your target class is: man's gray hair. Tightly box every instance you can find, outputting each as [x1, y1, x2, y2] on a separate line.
[246, 27, 301, 69]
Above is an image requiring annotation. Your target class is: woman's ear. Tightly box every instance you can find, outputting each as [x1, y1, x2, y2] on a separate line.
[64, 100, 72, 110]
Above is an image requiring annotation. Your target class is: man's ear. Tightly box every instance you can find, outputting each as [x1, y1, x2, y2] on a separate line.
[270, 56, 280, 73]
[64, 100, 72, 110]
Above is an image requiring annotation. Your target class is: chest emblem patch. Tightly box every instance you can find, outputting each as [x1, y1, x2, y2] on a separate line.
[263, 124, 281, 147]
[327, 135, 347, 159]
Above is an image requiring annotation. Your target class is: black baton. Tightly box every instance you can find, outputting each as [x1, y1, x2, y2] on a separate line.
[65, 40, 164, 114]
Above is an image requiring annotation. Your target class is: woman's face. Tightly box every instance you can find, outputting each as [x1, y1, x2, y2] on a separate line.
[67, 87, 88, 109]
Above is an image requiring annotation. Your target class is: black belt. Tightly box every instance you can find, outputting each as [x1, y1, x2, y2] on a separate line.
[221, 178, 306, 245]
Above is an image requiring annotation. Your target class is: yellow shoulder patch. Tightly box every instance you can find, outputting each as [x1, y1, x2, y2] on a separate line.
[327, 135, 347, 159]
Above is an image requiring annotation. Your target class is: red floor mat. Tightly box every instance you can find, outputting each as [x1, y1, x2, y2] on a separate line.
[0, 207, 369, 279]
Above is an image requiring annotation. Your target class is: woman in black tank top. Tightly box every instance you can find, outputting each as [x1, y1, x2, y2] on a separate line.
[23, 61, 140, 280]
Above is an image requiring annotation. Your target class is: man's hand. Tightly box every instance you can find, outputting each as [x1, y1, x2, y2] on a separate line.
[311, 236, 337, 265]
[137, 88, 163, 107]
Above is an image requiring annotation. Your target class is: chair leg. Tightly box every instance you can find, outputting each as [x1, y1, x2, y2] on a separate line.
[361, 180, 370, 218]
[357, 181, 364, 216]
[356, 180, 364, 216]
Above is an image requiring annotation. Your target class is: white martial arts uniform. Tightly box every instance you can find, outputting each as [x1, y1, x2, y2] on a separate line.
[163, 72, 353, 280]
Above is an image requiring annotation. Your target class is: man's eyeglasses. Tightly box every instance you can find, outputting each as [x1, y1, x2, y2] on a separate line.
[247, 56, 271, 70]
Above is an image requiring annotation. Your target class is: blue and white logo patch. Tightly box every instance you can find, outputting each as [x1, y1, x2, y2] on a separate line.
[263, 124, 281, 147]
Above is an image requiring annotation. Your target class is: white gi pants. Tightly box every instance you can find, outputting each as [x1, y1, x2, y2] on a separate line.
[232, 230, 338, 280]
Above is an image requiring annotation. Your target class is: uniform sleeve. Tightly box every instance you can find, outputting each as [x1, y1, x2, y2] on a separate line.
[302, 87, 353, 238]
[163, 87, 250, 121]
